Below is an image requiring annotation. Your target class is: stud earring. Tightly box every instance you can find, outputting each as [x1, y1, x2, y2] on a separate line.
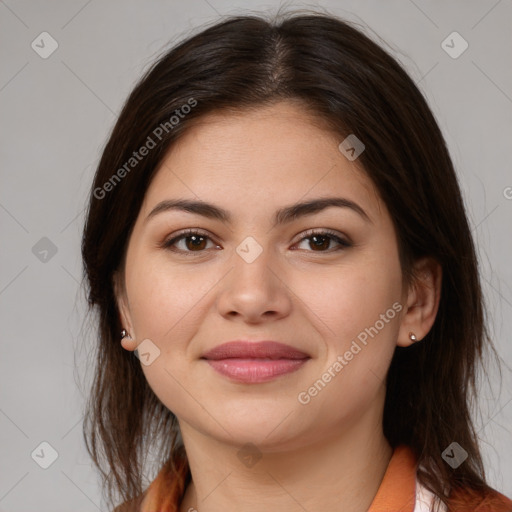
[120, 329, 129, 339]
[409, 331, 418, 342]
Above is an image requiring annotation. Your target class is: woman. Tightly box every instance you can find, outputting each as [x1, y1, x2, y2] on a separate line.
[81, 10, 512, 512]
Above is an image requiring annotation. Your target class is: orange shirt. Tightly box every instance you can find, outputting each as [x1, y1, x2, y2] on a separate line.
[132, 445, 512, 512]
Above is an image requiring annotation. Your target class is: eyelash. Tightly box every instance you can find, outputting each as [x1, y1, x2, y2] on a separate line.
[161, 228, 352, 256]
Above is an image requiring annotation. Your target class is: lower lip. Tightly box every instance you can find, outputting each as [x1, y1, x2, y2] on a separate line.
[204, 358, 309, 383]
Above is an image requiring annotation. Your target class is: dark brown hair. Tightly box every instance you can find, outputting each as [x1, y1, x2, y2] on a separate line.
[81, 8, 507, 512]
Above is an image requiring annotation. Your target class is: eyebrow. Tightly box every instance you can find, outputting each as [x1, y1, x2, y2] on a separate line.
[146, 196, 372, 226]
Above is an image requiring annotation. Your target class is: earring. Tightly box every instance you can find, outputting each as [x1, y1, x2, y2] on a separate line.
[120, 329, 129, 339]
[409, 331, 418, 342]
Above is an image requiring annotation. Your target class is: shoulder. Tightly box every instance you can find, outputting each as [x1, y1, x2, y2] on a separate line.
[447, 486, 512, 512]
[415, 475, 511, 512]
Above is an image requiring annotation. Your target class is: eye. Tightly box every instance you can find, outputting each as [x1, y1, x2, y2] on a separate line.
[161, 229, 220, 255]
[293, 229, 352, 252]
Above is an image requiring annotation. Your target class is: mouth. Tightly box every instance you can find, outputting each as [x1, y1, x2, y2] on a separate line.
[201, 340, 311, 383]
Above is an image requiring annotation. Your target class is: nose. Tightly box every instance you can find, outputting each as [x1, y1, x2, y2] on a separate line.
[216, 244, 293, 324]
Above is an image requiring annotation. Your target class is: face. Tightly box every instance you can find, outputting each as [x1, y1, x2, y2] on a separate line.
[115, 100, 409, 452]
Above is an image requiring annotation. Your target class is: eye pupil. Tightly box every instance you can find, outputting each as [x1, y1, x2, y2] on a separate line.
[310, 235, 330, 251]
[186, 235, 207, 251]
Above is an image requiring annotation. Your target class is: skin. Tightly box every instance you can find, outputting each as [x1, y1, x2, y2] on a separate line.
[114, 100, 442, 512]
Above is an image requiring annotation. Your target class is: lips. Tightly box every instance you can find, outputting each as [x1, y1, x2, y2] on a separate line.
[201, 340, 310, 360]
[201, 341, 310, 384]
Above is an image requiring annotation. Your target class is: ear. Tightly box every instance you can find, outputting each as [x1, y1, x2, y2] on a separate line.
[112, 270, 137, 351]
[397, 257, 442, 347]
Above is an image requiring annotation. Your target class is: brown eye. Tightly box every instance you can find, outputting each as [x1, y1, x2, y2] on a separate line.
[308, 234, 331, 251]
[162, 230, 219, 255]
[182, 234, 208, 251]
[294, 229, 352, 252]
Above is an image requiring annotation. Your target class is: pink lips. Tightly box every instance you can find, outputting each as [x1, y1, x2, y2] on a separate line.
[201, 341, 310, 383]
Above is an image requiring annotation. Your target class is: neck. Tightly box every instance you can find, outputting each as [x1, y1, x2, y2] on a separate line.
[178, 402, 392, 512]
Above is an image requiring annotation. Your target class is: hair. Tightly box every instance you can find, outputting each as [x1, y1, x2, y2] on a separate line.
[81, 8, 508, 512]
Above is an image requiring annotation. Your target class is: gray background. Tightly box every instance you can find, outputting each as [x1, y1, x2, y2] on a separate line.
[1, 0, 511, 510]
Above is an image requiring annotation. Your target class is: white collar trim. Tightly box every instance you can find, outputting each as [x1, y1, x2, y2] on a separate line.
[413, 477, 448, 512]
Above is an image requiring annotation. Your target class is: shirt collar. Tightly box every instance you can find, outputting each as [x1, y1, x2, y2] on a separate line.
[367, 444, 418, 512]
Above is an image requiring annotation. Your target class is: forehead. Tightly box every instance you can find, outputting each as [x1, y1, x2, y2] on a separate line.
[141, 101, 381, 221]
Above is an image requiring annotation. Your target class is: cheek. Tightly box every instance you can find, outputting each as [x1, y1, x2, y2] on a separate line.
[125, 251, 221, 344]
[292, 270, 400, 423]
[291, 248, 403, 399]
[294, 254, 403, 343]
[124, 253, 218, 419]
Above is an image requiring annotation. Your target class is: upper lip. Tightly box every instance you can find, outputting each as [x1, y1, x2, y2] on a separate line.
[201, 341, 310, 360]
